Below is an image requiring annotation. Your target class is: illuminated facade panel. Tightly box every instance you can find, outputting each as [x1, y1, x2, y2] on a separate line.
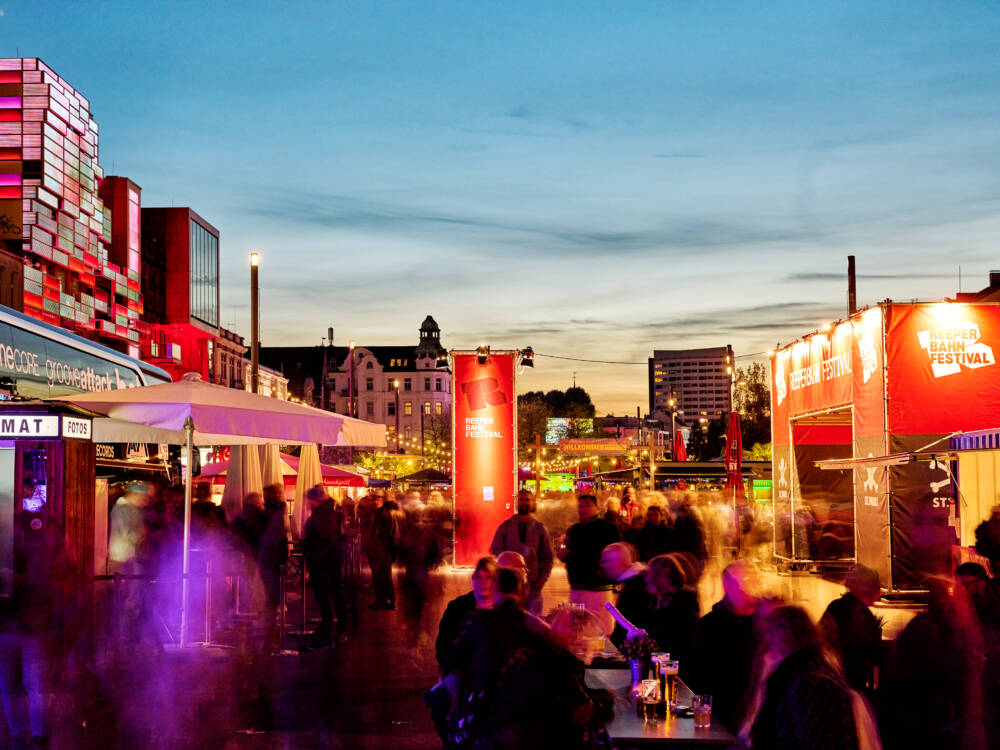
[0, 58, 143, 357]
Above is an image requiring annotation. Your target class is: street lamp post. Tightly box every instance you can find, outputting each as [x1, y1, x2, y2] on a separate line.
[393, 379, 401, 454]
[250, 252, 260, 394]
[348, 340, 356, 418]
[668, 396, 677, 458]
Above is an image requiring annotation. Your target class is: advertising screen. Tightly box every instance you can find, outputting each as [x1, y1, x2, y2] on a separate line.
[452, 352, 517, 565]
[545, 417, 593, 445]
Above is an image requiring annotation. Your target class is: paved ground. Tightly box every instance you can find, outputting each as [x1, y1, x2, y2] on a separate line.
[37, 560, 918, 749]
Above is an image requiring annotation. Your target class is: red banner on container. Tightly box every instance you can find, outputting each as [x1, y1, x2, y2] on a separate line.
[452, 351, 517, 566]
[887, 303, 1000, 435]
[770, 306, 884, 444]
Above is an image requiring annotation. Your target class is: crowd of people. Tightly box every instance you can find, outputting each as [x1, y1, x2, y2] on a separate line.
[3, 474, 1000, 749]
[426, 489, 1000, 750]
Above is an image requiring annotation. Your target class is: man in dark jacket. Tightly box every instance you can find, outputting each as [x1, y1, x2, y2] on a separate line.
[367, 490, 405, 610]
[634, 505, 672, 562]
[427, 557, 499, 745]
[558, 494, 620, 632]
[444, 567, 551, 746]
[819, 564, 882, 695]
[435, 557, 499, 672]
[302, 486, 347, 645]
[691, 560, 762, 731]
[258, 483, 289, 612]
[490, 490, 554, 614]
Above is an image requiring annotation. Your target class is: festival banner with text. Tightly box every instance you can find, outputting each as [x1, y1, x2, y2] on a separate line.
[887, 303, 1000, 435]
[770, 306, 884, 444]
[452, 351, 517, 566]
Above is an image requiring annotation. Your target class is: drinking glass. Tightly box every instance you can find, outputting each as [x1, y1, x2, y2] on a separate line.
[639, 680, 659, 722]
[651, 653, 667, 699]
[693, 695, 712, 728]
[661, 660, 679, 707]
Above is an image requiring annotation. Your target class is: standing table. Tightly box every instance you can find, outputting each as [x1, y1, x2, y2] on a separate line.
[585, 668, 737, 748]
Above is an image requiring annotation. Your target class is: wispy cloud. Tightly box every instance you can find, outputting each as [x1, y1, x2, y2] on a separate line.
[786, 272, 944, 282]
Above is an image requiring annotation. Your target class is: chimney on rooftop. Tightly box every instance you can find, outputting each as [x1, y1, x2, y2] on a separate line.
[848, 256, 857, 315]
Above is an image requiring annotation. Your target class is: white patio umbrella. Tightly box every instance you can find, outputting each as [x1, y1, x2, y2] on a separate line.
[258, 444, 285, 488]
[56, 373, 385, 645]
[221, 445, 264, 522]
[292, 444, 323, 538]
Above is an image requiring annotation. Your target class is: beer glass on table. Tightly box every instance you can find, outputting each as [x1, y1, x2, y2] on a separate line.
[660, 660, 679, 707]
[638, 680, 659, 722]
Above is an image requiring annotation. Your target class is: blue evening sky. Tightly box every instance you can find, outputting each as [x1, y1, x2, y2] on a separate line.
[4, 1, 1000, 413]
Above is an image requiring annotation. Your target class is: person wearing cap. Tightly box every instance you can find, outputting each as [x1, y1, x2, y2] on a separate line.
[490, 490, 554, 614]
[819, 563, 882, 695]
[303, 485, 348, 645]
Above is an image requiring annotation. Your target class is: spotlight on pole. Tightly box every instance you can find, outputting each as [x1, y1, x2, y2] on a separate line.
[476, 345, 490, 365]
[520, 346, 534, 368]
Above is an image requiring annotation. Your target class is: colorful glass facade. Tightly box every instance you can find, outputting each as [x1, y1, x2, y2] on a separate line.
[0, 58, 143, 356]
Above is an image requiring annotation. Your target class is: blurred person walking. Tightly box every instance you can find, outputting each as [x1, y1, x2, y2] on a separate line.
[972, 514, 1000, 749]
[0, 523, 65, 749]
[428, 557, 499, 746]
[490, 490, 554, 614]
[599, 542, 650, 650]
[819, 564, 883, 696]
[637, 553, 700, 668]
[634, 504, 672, 562]
[557, 494, 620, 631]
[745, 605, 860, 750]
[303, 486, 348, 646]
[880, 574, 986, 750]
[367, 489, 404, 610]
[443, 568, 550, 747]
[258, 483, 289, 615]
[400, 502, 442, 648]
[671, 500, 707, 569]
[691, 560, 762, 732]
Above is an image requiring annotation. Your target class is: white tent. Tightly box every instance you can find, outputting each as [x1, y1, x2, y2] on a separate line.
[57, 373, 386, 645]
[64, 374, 385, 447]
[292, 444, 323, 538]
[221, 445, 263, 522]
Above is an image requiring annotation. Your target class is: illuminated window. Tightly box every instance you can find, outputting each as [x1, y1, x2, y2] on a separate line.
[435, 402, 443, 415]
[404, 401, 412, 416]
[423, 402, 431, 414]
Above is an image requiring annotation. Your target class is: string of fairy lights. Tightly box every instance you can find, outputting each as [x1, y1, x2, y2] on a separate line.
[364, 429, 659, 480]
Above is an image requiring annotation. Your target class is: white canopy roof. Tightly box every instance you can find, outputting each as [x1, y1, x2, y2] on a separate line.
[54, 373, 386, 447]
